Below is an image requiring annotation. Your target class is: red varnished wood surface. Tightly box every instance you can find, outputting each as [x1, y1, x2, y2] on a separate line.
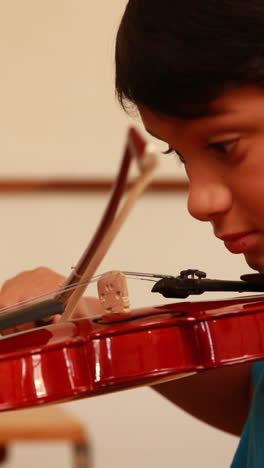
[0, 295, 264, 411]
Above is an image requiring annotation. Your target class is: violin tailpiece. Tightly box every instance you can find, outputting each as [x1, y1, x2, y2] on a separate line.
[97, 271, 130, 314]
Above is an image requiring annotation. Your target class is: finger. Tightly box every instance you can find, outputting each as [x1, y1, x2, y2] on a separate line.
[73, 297, 104, 318]
[1, 327, 16, 336]
[1, 321, 36, 336]
[51, 314, 61, 324]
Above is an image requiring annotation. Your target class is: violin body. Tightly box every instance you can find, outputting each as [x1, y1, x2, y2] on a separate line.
[0, 294, 264, 411]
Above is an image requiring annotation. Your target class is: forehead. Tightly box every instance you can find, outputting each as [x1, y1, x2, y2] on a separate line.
[139, 85, 264, 141]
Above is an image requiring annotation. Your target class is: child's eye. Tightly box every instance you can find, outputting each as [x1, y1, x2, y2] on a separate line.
[162, 146, 185, 163]
[207, 139, 238, 154]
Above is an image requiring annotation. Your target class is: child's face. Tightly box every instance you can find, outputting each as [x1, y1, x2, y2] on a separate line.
[139, 86, 264, 272]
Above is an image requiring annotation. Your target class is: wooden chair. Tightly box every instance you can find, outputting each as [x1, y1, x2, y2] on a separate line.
[0, 406, 91, 467]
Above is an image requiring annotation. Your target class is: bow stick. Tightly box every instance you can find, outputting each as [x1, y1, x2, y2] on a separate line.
[55, 126, 159, 321]
[0, 127, 158, 334]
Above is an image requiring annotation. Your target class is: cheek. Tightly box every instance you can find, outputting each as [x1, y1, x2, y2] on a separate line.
[232, 145, 264, 221]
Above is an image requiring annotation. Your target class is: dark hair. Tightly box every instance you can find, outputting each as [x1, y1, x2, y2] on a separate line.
[115, 0, 264, 118]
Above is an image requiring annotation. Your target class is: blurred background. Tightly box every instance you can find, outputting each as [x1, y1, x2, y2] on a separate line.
[0, 0, 252, 466]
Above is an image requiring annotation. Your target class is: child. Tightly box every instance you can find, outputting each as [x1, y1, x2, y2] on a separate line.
[115, 1, 264, 466]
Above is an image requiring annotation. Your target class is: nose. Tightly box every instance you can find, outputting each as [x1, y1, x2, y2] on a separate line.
[187, 181, 232, 222]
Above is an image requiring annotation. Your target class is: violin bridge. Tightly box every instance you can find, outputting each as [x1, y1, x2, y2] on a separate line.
[97, 271, 130, 314]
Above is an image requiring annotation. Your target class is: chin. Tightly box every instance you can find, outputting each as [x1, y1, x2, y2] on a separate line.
[245, 254, 264, 273]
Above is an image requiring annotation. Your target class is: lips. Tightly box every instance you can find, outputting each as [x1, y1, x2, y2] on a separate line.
[217, 231, 259, 254]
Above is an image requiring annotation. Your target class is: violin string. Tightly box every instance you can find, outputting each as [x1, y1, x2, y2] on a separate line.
[0, 271, 170, 315]
[0, 275, 101, 314]
[124, 271, 173, 279]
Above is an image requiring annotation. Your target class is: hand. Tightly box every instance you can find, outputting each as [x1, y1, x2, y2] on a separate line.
[0, 267, 103, 335]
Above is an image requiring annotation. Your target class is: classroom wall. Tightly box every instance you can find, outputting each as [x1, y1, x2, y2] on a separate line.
[0, 2, 252, 467]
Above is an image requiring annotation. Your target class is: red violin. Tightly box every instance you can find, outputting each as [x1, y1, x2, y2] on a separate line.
[0, 290, 264, 411]
[0, 127, 264, 412]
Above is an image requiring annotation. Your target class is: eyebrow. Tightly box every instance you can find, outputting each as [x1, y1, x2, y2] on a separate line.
[145, 103, 236, 151]
[146, 104, 236, 140]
